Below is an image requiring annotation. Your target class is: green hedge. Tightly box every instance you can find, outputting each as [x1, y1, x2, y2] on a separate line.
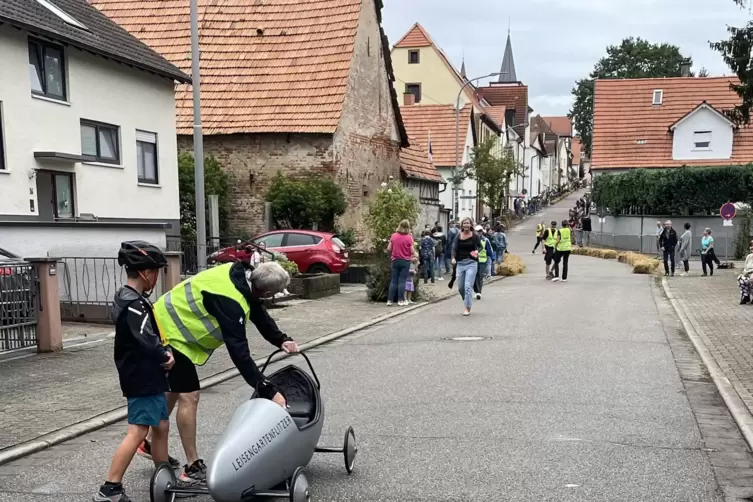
[592, 165, 753, 215]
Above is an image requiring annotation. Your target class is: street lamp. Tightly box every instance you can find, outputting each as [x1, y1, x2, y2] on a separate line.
[454, 73, 501, 220]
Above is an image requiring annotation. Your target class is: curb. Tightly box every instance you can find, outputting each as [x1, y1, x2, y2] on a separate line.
[0, 278, 503, 466]
[660, 276, 753, 452]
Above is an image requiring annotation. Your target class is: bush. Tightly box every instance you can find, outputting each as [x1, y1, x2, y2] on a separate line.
[270, 252, 299, 277]
[266, 171, 347, 231]
[735, 209, 753, 259]
[495, 254, 527, 276]
[335, 227, 358, 249]
[592, 165, 753, 215]
[178, 152, 230, 238]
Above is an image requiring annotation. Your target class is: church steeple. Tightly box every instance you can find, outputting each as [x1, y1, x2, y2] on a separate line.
[498, 27, 517, 83]
[460, 57, 467, 79]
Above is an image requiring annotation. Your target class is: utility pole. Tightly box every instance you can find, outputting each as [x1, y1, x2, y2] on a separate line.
[190, 0, 207, 271]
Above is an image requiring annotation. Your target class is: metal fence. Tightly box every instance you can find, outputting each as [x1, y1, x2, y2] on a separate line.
[59, 257, 165, 323]
[168, 236, 277, 276]
[586, 232, 738, 259]
[0, 262, 38, 351]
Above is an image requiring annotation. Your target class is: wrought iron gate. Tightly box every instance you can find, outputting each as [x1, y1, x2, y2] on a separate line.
[0, 262, 38, 351]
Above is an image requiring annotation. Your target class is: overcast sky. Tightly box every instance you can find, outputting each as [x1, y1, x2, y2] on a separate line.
[382, 0, 751, 117]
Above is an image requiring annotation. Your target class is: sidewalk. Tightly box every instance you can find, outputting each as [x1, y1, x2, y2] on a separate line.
[662, 269, 753, 442]
[0, 282, 460, 453]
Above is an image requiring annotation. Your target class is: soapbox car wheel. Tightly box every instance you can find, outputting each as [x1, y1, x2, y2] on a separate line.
[150, 463, 176, 502]
[289, 467, 311, 502]
[344, 426, 358, 474]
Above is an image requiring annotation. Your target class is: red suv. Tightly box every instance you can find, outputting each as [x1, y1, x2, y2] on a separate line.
[209, 230, 350, 274]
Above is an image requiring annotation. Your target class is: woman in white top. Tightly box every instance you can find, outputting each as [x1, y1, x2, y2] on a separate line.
[737, 239, 753, 304]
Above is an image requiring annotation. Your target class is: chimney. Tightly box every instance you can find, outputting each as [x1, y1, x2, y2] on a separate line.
[680, 59, 691, 77]
[403, 92, 415, 106]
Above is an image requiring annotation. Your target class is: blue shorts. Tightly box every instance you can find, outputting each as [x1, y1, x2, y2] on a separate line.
[127, 394, 169, 427]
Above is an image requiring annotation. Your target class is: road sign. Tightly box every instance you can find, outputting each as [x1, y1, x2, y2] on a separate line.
[720, 202, 737, 220]
[724, 219, 734, 227]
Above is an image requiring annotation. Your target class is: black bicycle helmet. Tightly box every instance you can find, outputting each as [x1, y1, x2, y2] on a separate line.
[117, 241, 167, 271]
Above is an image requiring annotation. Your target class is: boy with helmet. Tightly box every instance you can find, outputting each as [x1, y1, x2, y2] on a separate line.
[93, 241, 174, 502]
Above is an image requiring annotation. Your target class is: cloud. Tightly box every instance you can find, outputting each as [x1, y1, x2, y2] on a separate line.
[383, 0, 749, 116]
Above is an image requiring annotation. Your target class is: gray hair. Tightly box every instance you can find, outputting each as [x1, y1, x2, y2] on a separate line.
[246, 262, 290, 294]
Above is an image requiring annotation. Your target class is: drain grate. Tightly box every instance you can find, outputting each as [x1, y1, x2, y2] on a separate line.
[443, 336, 488, 342]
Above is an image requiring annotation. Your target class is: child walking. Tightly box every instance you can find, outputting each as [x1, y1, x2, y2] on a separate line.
[405, 255, 418, 304]
[93, 241, 174, 502]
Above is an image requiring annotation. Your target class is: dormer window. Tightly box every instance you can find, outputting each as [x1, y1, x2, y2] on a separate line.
[653, 89, 663, 105]
[694, 130, 712, 150]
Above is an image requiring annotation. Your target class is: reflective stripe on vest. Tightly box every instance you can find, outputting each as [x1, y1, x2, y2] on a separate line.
[478, 238, 488, 263]
[544, 228, 558, 248]
[557, 227, 572, 252]
[153, 263, 250, 366]
[536, 224, 544, 236]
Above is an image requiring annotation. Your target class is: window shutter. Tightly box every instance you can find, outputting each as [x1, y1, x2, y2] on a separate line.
[136, 130, 157, 143]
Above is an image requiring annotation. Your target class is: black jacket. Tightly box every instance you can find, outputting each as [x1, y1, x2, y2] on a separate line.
[660, 228, 679, 249]
[201, 261, 293, 397]
[113, 286, 170, 397]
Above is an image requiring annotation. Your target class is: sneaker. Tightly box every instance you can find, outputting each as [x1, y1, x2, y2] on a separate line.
[93, 484, 130, 502]
[475, 293, 482, 300]
[137, 440, 180, 468]
[397, 301, 407, 306]
[386, 301, 393, 306]
[562, 279, 568, 282]
[178, 460, 207, 489]
[438, 276, 444, 281]
[552, 278, 561, 282]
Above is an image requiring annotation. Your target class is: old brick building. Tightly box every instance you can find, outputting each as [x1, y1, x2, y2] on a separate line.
[91, 0, 409, 240]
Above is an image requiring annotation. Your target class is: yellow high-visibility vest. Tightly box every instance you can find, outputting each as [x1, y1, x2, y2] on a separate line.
[544, 228, 558, 248]
[557, 227, 572, 252]
[536, 224, 545, 236]
[153, 263, 250, 365]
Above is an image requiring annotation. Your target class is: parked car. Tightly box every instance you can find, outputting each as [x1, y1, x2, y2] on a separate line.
[208, 230, 350, 274]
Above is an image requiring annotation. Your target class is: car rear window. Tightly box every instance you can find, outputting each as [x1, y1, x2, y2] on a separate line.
[332, 237, 346, 249]
[286, 233, 318, 246]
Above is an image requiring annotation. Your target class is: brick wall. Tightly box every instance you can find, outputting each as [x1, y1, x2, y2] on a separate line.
[178, 133, 334, 236]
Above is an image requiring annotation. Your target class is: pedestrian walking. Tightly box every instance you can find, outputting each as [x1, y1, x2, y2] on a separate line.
[678, 223, 692, 276]
[93, 241, 174, 502]
[451, 217, 480, 316]
[532, 221, 545, 253]
[552, 219, 572, 282]
[738, 240, 753, 304]
[432, 226, 447, 280]
[542, 220, 559, 280]
[494, 224, 508, 265]
[420, 230, 437, 284]
[655, 221, 664, 258]
[701, 228, 716, 276]
[659, 220, 678, 277]
[386, 219, 414, 306]
[473, 225, 493, 299]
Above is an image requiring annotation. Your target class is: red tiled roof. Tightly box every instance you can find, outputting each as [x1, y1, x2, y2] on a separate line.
[400, 138, 445, 183]
[394, 22, 432, 48]
[541, 116, 572, 137]
[90, 0, 366, 136]
[399, 104, 473, 167]
[485, 105, 506, 128]
[571, 137, 582, 162]
[592, 76, 753, 169]
[476, 83, 527, 135]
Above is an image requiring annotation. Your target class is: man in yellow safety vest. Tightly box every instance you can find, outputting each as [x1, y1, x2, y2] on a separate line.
[542, 220, 559, 280]
[532, 221, 545, 253]
[140, 260, 299, 489]
[552, 219, 573, 282]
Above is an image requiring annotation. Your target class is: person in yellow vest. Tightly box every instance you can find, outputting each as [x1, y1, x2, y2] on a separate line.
[140, 260, 299, 489]
[532, 220, 545, 253]
[542, 220, 559, 280]
[473, 225, 493, 299]
[552, 219, 573, 282]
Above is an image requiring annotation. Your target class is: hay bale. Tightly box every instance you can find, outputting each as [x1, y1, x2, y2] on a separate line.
[602, 250, 618, 259]
[633, 259, 661, 274]
[496, 254, 527, 276]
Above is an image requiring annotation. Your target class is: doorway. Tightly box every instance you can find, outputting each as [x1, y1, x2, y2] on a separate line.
[35, 171, 75, 220]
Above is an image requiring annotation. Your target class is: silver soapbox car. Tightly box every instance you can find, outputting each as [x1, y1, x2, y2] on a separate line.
[150, 350, 357, 502]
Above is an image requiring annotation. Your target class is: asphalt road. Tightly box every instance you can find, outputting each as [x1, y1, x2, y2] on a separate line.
[0, 192, 725, 501]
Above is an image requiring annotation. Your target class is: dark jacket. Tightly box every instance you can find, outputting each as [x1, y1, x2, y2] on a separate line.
[660, 228, 679, 249]
[113, 286, 170, 398]
[201, 261, 293, 397]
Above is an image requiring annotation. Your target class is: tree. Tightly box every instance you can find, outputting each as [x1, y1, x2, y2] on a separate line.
[711, 0, 753, 124]
[456, 138, 521, 219]
[265, 172, 347, 231]
[569, 37, 691, 157]
[178, 152, 230, 238]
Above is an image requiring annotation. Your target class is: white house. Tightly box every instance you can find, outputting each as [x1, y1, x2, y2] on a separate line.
[591, 76, 753, 175]
[0, 0, 190, 258]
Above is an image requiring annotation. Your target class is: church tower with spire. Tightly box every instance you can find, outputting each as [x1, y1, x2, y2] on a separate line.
[498, 28, 517, 83]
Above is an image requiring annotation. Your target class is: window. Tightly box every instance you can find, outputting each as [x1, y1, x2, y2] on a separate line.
[253, 233, 284, 248]
[34, 0, 87, 29]
[136, 130, 158, 184]
[408, 50, 420, 64]
[52, 172, 74, 218]
[694, 130, 712, 149]
[0, 102, 5, 171]
[285, 233, 318, 247]
[405, 83, 421, 104]
[652, 89, 663, 105]
[80, 120, 120, 163]
[28, 38, 66, 100]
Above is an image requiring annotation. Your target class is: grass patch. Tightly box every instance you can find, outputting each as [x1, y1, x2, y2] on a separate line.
[495, 254, 527, 276]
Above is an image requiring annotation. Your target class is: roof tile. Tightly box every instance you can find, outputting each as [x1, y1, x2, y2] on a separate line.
[476, 83, 527, 136]
[592, 76, 753, 169]
[540, 116, 572, 137]
[393, 22, 431, 48]
[399, 104, 472, 167]
[400, 138, 445, 183]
